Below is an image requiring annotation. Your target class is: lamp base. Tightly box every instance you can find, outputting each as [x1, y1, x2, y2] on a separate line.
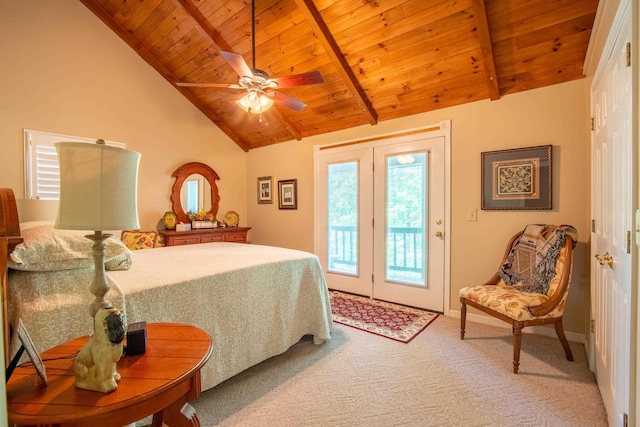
[85, 231, 114, 318]
[74, 307, 125, 393]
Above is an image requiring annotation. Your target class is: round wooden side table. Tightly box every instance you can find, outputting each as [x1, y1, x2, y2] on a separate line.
[7, 323, 212, 427]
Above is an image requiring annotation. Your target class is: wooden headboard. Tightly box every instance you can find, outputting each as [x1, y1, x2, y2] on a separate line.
[0, 188, 23, 367]
[0, 188, 21, 240]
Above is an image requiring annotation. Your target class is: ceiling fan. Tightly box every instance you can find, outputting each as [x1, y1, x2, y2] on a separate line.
[177, 0, 323, 115]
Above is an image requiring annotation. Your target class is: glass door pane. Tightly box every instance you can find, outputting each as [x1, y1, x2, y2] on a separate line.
[327, 162, 358, 276]
[385, 153, 426, 286]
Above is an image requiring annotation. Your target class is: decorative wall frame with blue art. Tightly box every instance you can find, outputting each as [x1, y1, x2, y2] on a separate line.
[481, 145, 552, 210]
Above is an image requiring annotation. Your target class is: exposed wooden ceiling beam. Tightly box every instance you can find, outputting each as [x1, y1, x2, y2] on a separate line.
[294, 0, 378, 125]
[175, 0, 232, 52]
[271, 107, 303, 141]
[472, 0, 500, 100]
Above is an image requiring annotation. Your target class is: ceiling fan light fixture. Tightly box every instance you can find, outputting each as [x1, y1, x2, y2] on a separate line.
[236, 91, 274, 114]
[176, 0, 321, 117]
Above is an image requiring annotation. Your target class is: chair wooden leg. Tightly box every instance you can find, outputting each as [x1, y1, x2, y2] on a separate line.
[554, 317, 574, 361]
[512, 323, 522, 374]
[460, 299, 467, 340]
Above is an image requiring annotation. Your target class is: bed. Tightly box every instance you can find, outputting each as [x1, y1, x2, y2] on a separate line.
[0, 188, 333, 391]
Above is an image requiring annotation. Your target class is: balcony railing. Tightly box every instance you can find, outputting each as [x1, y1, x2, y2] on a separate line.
[328, 225, 357, 273]
[328, 224, 425, 283]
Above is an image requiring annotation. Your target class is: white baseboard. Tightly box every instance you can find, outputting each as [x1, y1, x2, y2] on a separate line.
[448, 309, 586, 345]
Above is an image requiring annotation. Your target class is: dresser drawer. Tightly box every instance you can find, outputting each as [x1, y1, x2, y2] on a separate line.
[201, 235, 224, 243]
[160, 227, 251, 246]
[171, 236, 201, 245]
[224, 233, 246, 242]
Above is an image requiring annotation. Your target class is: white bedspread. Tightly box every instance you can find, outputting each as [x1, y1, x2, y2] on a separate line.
[8, 242, 333, 391]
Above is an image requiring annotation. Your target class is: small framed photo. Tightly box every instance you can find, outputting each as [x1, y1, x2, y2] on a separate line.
[16, 318, 47, 385]
[278, 179, 297, 210]
[481, 145, 552, 210]
[257, 176, 273, 204]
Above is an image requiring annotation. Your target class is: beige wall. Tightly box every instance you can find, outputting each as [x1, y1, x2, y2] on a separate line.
[0, 1, 247, 230]
[247, 80, 591, 335]
[1, 1, 590, 336]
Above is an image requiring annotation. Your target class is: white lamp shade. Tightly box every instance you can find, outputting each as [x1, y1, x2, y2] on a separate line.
[55, 142, 141, 231]
[16, 199, 60, 222]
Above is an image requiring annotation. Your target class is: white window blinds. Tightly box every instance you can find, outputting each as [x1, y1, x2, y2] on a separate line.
[24, 129, 125, 200]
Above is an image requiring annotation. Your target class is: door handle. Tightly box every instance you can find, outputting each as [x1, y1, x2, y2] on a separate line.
[595, 252, 614, 269]
[435, 231, 443, 237]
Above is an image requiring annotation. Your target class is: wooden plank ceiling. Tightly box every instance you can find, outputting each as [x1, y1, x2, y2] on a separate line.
[80, 0, 599, 151]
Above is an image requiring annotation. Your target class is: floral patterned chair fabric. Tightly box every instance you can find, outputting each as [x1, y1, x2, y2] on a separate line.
[120, 230, 164, 250]
[459, 224, 577, 373]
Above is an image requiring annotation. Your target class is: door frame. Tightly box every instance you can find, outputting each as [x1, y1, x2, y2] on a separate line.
[588, 0, 636, 423]
[314, 120, 451, 315]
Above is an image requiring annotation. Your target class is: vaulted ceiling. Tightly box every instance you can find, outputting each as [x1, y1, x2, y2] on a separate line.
[80, 0, 599, 151]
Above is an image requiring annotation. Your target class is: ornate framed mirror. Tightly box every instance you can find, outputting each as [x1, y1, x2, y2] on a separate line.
[170, 162, 221, 224]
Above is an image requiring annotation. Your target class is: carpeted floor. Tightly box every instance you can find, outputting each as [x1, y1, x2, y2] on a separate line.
[180, 314, 607, 426]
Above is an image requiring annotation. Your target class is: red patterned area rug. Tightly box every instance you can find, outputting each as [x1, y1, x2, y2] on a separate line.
[329, 290, 439, 343]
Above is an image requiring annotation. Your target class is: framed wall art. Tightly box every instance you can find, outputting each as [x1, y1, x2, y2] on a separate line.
[278, 179, 297, 210]
[257, 176, 273, 204]
[481, 145, 552, 210]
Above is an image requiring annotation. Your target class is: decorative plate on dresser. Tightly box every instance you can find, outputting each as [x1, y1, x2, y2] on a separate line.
[223, 211, 239, 227]
[162, 211, 177, 230]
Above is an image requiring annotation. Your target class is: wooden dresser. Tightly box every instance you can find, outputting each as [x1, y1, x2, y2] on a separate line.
[160, 226, 251, 246]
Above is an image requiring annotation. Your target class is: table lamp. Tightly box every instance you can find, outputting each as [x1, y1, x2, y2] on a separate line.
[55, 140, 140, 393]
[55, 140, 140, 317]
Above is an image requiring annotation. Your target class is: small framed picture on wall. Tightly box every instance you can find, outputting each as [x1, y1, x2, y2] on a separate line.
[278, 179, 297, 210]
[257, 176, 273, 204]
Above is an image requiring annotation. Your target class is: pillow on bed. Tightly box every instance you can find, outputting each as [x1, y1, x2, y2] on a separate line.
[121, 230, 164, 250]
[104, 252, 133, 271]
[8, 221, 133, 272]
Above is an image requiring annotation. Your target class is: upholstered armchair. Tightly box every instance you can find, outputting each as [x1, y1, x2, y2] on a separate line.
[459, 224, 577, 373]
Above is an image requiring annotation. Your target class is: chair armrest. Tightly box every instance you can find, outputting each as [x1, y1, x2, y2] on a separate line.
[482, 272, 501, 286]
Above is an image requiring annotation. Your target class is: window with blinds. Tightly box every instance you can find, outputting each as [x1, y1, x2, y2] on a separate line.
[24, 130, 126, 200]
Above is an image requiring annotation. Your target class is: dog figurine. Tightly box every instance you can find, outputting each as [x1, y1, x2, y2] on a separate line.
[74, 307, 125, 393]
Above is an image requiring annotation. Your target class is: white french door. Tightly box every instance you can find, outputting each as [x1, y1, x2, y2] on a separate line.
[371, 140, 445, 309]
[590, 2, 632, 425]
[314, 124, 450, 312]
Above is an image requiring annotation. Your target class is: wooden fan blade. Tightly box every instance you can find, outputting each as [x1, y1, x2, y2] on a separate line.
[220, 51, 254, 78]
[271, 70, 323, 87]
[176, 82, 236, 88]
[271, 91, 307, 111]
